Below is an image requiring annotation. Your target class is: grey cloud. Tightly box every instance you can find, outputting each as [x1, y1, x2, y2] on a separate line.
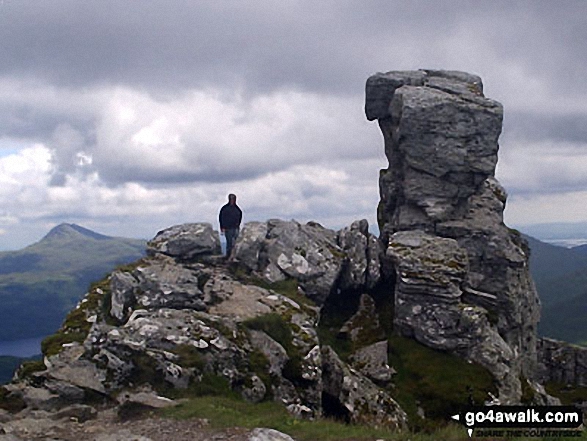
[2, 0, 585, 98]
[504, 111, 587, 144]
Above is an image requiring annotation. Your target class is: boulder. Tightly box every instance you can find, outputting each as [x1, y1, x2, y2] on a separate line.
[366, 70, 541, 402]
[147, 223, 221, 259]
[349, 340, 395, 383]
[233, 219, 380, 305]
[321, 346, 407, 429]
[110, 255, 208, 323]
[537, 338, 587, 387]
[337, 220, 381, 290]
[386, 230, 521, 402]
[249, 428, 296, 441]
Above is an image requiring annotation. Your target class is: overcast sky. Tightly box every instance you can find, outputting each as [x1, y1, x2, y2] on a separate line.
[0, 0, 586, 250]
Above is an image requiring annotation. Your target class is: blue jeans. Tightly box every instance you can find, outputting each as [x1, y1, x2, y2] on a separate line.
[225, 228, 239, 256]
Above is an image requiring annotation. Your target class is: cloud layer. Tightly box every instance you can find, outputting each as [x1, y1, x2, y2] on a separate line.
[0, 0, 586, 248]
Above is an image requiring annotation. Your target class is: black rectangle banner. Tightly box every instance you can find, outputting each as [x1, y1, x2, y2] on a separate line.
[454, 406, 583, 429]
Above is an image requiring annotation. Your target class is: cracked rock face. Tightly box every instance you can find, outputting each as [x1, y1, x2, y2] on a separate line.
[232, 219, 381, 305]
[366, 69, 541, 403]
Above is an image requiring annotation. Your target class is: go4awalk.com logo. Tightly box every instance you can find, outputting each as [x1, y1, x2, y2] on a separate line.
[451, 406, 584, 438]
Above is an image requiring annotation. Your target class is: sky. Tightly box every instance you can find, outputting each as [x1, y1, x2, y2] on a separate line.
[0, 0, 586, 250]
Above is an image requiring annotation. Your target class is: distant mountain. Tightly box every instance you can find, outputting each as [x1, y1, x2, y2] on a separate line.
[524, 234, 587, 343]
[0, 223, 146, 341]
[572, 244, 587, 256]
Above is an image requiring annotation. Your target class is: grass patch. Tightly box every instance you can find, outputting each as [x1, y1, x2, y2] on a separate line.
[248, 349, 273, 397]
[161, 395, 469, 440]
[170, 344, 206, 371]
[41, 275, 113, 358]
[244, 313, 293, 353]
[544, 381, 587, 406]
[243, 313, 309, 388]
[520, 376, 536, 405]
[230, 266, 316, 310]
[15, 359, 46, 380]
[388, 334, 498, 432]
[41, 330, 88, 358]
[169, 373, 238, 399]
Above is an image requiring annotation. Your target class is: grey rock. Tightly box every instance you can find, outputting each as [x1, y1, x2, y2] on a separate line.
[349, 340, 395, 383]
[134, 256, 206, 311]
[386, 230, 521, 403]
[147, 222, 221, 259]
[249, 330, 288, 375]
[242, 375, 267, 403]
[367, 70, 541, 403]
[339, 294, 384, 344]
[233, 219, 382, 305]
[537, 338, 587, 387]
[248, 428, 296, 441]
[231, 221, 268, 269]
[233, 219, 343, 304]
[43, 345, 107, 395]
[0, 408, 11, 423]
[387, 231, 468, 302]
[0, 435, 23, 441]
[1, 416, 62, 438]
[205, 275, 273, 321]
[49, 404, 98, 422]
[110, 270, 139, 322]
[117, 388, 177, 409]
[337, 219, 381, 290]
[321, 346, 407, 429]
[17, 386, 62, 411]
[365, 70, 426, 120]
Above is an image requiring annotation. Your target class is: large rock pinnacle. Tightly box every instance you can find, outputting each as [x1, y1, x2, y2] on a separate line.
[366, 69, 541, 403]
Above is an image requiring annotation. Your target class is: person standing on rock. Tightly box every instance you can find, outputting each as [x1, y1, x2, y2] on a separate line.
[219, 193, 242, 257]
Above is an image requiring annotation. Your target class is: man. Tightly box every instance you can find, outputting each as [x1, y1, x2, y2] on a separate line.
[219, 193, 242, 257]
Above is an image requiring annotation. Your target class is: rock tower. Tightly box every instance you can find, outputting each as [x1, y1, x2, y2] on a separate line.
[366, 69, 541, 403]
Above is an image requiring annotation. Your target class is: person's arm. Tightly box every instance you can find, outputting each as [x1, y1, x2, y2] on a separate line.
[237, 206, 243, 226]
[219, 206, 226, 232]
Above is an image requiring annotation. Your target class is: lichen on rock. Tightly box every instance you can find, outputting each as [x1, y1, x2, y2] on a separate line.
[366, 69, 543, 404]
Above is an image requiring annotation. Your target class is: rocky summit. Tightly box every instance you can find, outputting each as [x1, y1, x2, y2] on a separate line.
[367, 69, 542, 404]
[1, 70, 585, 440]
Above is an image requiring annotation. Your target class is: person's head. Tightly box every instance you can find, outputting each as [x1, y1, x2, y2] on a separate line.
[228, 193, 237, 205]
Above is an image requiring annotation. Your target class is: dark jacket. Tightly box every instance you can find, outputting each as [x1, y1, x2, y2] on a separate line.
[219, 203, 242, 229]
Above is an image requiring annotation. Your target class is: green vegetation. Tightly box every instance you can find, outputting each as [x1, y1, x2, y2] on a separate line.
[519, 376, 536, 405]
[0, 223, 145, 341]
[161, 395, 422, 440]
[41, 275, 112, 357]
[244, 313, 293, 351]
[170, 373, 238, 399]
[246, 275, 315, 309]
[544, 381, 587, 406]
[14, 359, 46, 380]
[316, 291, 361, 361]
[160, 394, 579, 440]
[170, 344, 206, 371]
[243, 313, 306, 387]
[387, 334, 498, 432]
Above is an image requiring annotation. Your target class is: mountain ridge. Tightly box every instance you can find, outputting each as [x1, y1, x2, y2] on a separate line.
[41, 223, 113, 242]
[0, 223, 146, 341]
